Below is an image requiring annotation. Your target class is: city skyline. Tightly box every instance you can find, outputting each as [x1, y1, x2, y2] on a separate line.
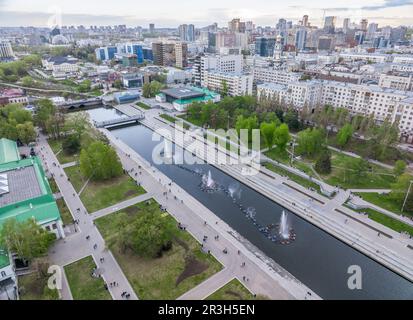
[0, 0, 413, 28]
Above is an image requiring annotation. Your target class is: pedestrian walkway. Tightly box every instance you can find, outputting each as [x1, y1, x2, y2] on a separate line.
[36, 132, 138, 301]
[90, 193, 153, 220]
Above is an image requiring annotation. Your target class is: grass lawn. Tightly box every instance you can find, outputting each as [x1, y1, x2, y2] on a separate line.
[64, 165, 86, 192]
[136, 102, 151, 110]
[48, 177, 59, 194]
[351, 207, 413, 236]
[322, 152, 396, 189]
[264, 162, 322, 193]
[355, 192, 413, 217]
[65, 165, 146, 213]
[18, 271, 59, 300]
[206, 279, 255, 300]
[81, 174, 146, 213]
[95, 199, 223, 300]
[265, 148, 315, 177]
[178, 114, 204, 128]
[48, 139, 79, 164]
[160, 114, 191, 130]
[64, 256, 112, 300]
[56, 198, 73, 226]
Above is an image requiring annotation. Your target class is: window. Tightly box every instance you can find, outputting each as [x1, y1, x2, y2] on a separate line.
[1, 271, 6, 278]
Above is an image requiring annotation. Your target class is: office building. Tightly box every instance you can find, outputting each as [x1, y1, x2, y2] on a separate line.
[324, 16, 337, 34]
[175, 42, 188, 68]
[255, 37, 276, 57]
[295, 28, 307, 51]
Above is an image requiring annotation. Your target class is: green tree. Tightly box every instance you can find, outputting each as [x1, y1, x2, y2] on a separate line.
[0, 219, 55, 263]
[284, 110, 300, 131]
[77, 80, 92, 93]
[113, 79, 123, 89]
[296, 128, 325, 158]
[79, 141, 123, 181]
[16, 122, 36, 144]
[390, 173, 413, 212]
[21, 76, 35, 87]
[129, 210, 174, 258]
[274, 124, 291, 152]
[260, 122, 277, 149]
[62, 134, 81, 155]
[221, 80, 229, 97]
[315, 149, 332, 174]
[394, 160, 407, 177]
[336, 124, 354, 148]
[34, 99, 56, 132]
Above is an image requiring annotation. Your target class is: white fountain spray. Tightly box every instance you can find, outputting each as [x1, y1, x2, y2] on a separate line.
[206, 170, 215, 188]
[279, 211, 290, 240]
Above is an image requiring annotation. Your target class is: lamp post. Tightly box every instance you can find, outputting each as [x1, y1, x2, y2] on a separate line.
[290, 138, 297, 166]
[401, 180, 413, 213]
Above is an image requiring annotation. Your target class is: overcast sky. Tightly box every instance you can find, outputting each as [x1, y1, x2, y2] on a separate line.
[0, 0, 412, 27]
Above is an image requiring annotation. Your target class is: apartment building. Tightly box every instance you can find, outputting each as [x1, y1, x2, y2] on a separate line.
[339, 53, 390, 63]
[257, 80, 322, 109]
[203, 71, 253, 96]
[379, 73, 413, 91]
[392, 55, 413, 64]
[258, 79, 413, 140]
[197, 54, 243, 86]
[253, 67, 302, 85]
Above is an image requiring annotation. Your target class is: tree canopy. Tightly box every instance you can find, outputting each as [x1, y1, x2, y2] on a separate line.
[79, 141, 123, 181]
[0, 219, 55, 263]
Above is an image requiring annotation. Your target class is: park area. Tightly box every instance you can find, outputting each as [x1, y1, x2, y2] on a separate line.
[48, 138, 79, 165]
[349, 206, 413, 236]
[18, 260, 59, 300]
[64, 165, 146, 213]
[265, 147, 397, 190]
[95, 199, 222, 300]
[206, 279, 256, 300]
[64, 256, 112, 300]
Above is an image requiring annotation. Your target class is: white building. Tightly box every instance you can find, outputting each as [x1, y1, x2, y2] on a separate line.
[392, 55, 413, 64]
[0, 41, 14, 59]
[258, 79, 413, 141]
[379, 73, 412, 91]
[194, 54, 244, 88]
[42, 56, 79, 78]
[0, 250, 17, 300]
[202, 71, 253, 96]
[390, 63, 413, 73]
[253, 67, 302, 85]
[257, 80, 323, 109]
[339, 53, 390, 63]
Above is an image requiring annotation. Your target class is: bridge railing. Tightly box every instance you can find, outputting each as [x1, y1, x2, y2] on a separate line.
[94, 114, 145, 128]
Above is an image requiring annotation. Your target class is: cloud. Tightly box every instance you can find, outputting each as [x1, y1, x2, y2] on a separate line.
[362, 0, 413, 10]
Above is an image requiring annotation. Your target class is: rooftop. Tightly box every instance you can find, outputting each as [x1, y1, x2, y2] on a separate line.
[0, 138, 20, 165]
[0, 156, 60, 227]
[161, 87, 205, 100]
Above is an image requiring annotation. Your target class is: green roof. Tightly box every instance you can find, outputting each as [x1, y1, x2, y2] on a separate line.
[0, 138, 20, 165]
[0, 249, 10, 269]
[0, 156, 61, 228]
[174, 87, 220, 105]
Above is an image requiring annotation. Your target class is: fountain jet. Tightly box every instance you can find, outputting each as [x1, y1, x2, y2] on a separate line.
[279, 211, 290, 240]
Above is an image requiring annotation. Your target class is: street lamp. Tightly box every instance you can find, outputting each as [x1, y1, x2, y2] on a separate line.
[290, 139, 297, 166]
[401, 180, 413, 213]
